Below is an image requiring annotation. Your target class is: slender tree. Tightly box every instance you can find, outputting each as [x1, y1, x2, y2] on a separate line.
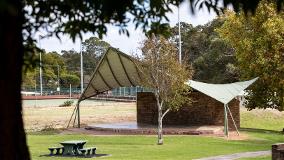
[138, 35, 192, 145]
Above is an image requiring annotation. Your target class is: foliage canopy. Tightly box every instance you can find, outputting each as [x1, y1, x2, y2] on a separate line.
[218, 1, 284, 111]
[170, 19, 239, 83]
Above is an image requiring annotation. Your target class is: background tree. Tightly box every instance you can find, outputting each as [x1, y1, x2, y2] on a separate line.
[60, 74, 80, 88]
[61, 49, 81, 75]
[22, 51, 69, 92]
[138, 35, 192, 145]
[170, 19, 239, 83]
[217, 1, 284, 111]
[82, 37, 110, 76]
[61, 37, 110, 83]
[2, 0, 284, 159]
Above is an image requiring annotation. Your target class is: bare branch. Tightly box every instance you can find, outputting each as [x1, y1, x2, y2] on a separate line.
[161, 108, 170, 121]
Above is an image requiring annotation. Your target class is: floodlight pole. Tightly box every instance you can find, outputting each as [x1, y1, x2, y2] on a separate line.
[178, 4, 182, 64]
[80, 40, 84, 93]
[78, 40, 83, 128]
[57, 64, 60, 95]
[39, 36, 43, 95]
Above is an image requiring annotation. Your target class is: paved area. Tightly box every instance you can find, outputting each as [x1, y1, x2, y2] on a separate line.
[86, 124, 224, 135]
[195, 150, 270, 160]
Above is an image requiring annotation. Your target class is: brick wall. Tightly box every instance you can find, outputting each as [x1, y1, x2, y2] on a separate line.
[137, 91, 240, 129]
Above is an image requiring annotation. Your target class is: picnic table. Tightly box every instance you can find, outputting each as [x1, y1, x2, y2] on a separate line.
[48, 140, 97, 156]
[60, 140, 87, 155]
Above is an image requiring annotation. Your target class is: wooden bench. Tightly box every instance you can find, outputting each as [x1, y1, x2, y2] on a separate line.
[79, 147, 96, 155]
[48, 147, 64, 155]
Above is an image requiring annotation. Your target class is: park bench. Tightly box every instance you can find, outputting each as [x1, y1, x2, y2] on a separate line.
[48, 147, 64, 155]
[79, 147, 96, 155]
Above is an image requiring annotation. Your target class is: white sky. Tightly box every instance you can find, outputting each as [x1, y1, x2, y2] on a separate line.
[38, 2, 216, 54]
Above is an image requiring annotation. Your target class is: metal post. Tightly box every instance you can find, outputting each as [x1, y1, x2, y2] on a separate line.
[69, 84, 72, 99]
[227, 105, 240, 136]
[77, 102, 80, 128]
[57, 64, 60, 95]
[224, 103, 229, 137]
[34, 75, 37, 107]
[80, 41, 84, 93]
[135, 86, 138, 95]
[39, 40, 43, 95]
[178, 5, 182, 64]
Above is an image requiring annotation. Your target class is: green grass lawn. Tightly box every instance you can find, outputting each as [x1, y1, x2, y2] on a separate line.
[28, 130, 283, 160]
[26, 107, 284, 159]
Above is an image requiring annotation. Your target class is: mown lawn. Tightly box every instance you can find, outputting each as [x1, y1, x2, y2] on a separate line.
[28, 130, 283, 160]
[26, 106, 284, 159]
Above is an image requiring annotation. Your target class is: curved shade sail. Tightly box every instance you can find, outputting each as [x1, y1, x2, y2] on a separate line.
[79, 47, 141, 102]
[186, 78, 258, 104]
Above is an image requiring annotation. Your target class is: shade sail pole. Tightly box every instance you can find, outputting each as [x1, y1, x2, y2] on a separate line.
[224, 103, 229, 137]
[67, 104, 77, 128]
[77, 102, 80, 128]
[226, 105, 240, 136]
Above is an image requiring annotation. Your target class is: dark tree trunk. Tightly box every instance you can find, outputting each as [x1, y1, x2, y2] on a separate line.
[0, 0, 30, 159]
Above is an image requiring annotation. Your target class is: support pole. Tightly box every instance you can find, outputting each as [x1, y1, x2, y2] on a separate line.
[77, 102, 80, 128]
[224, 103, 229, 137]
[226, 105, 240, 136]
[67, 105, 77, 128]
[73, 106, 78, 127]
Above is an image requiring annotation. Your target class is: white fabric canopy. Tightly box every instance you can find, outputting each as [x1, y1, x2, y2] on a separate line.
[79, 47, 141, 102]
[186, 78, 258, 104]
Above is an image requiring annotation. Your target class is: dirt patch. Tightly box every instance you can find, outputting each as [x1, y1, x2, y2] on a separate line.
[23, 102, 136, 132]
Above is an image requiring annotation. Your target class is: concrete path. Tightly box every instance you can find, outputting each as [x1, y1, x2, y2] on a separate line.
[195, 150, 270, 160]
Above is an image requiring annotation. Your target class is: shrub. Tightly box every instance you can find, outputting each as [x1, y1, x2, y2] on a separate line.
[59, 100, 74, 107]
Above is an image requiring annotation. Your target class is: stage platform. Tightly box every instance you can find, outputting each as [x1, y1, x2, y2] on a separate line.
[85, 122, 224, 135]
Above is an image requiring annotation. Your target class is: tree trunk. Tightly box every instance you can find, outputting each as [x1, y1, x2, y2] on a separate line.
[157, 103, 163, 145]
[155, 93, 163, 145]
[0, 0, 30, 159]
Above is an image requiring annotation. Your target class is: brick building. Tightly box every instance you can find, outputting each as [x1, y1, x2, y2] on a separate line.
[137, 91, 240, 130]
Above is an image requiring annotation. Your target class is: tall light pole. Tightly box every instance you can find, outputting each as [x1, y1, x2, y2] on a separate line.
[80, 40, 84, 93]
[178, 5, 182, 64]
[57, 64, 60, 95]
[38, 36, 43, 95]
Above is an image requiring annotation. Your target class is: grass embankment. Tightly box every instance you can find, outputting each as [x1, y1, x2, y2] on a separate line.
[241, 107, 284, 131]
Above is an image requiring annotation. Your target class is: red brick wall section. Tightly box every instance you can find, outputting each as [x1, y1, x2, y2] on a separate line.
[136, 92, 240, 130]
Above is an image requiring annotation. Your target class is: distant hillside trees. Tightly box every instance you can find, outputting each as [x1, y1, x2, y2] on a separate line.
[22, 37, 110, 91]
[170, 19, 239, 84]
